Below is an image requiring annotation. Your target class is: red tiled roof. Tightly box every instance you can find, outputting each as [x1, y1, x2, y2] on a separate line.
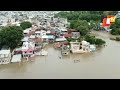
[46, 33, 55, 35]
[54, 41, 68, 48]
[60, 41, 68, 45]
[68, 29, 77, 32]
[63, 34, 72, 38]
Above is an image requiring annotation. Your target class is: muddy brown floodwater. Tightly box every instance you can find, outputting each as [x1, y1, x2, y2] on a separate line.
[0, 31, 120, 79]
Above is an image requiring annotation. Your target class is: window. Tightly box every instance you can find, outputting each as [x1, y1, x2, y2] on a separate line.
[24, 55, 28, 57]
[79, 46, 82, 49]
[83, 48, 85, 51]
[30, 51, 33, 53]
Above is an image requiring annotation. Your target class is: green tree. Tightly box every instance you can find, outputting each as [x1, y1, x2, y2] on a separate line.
[20, 21, 32, 30]
[67, 38, 72, 42]
[108, 11, 118, 15]
[110, 23, 116, 29]
[114, 19, 120, 28]
[95, 38, 106, 46]
[110, 18, 120, 35]
[73, 20, 91, 36]
[70, 20, 77, 29]
[84, 35, 106, 46]
[77, 26, 89, 36]
[55, 11, 112, 22]
[0, 26, 24, 50]
[116, 37, 120, 41]
[85, 35, 96, 44]
[111, 28, 120, 35]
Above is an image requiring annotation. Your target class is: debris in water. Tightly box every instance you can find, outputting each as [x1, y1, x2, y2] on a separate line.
[58, 56, 62, 59]
[74, 59, 80, 63]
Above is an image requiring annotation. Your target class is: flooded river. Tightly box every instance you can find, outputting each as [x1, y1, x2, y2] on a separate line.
[0, 31, 120, 79]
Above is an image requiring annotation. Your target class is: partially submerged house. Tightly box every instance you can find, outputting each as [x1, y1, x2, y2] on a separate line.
[40, 49, 48, 56]
[89, 45, 96, 52]
[70, 41, 91, 53]
[61, 45, 70, 55]
[14, 47, 22, 55]
[21, 41, 35, 58]
[11, 54, 22, 63]
[54, 36, 68, 49]
[0, 50, 11, 64]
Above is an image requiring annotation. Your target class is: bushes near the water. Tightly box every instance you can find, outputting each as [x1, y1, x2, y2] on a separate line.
[85, 35, 106, 46]
[116, 37, 120, 41]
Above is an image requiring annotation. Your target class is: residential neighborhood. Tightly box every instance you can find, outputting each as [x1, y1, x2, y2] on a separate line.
[0, 11, 98, 65]
[0, 11, 120, 79]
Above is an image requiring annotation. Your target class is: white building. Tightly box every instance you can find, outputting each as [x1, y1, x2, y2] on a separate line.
[0, 50, 11, 64]
[55, 36, 67, 42]
[11, 54, 22, 63]
[22, 41, 35, 58]
[70, 40, 96, 53]
[35, 30, 46, 37]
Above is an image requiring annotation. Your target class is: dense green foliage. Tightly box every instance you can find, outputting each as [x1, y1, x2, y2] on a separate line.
[66, 38, 78, 43]
[67, 34, 106, 46]
[116, 37, 120, 41]
[55, 11, 108, 46]
[55, 11, 117, 22]
[20, 21, 32, 30]
[85, 35, 96, 44]
[95, 38, 106, 46]
[85, 35, 106, 46]
[0, 26, 24, 50]
[110, 19, 120, 35]
[70, 20, 91, 36]
[110, 37, 120, 41]
[110, 28, 120, 35]
[55, 11, 118, 31]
